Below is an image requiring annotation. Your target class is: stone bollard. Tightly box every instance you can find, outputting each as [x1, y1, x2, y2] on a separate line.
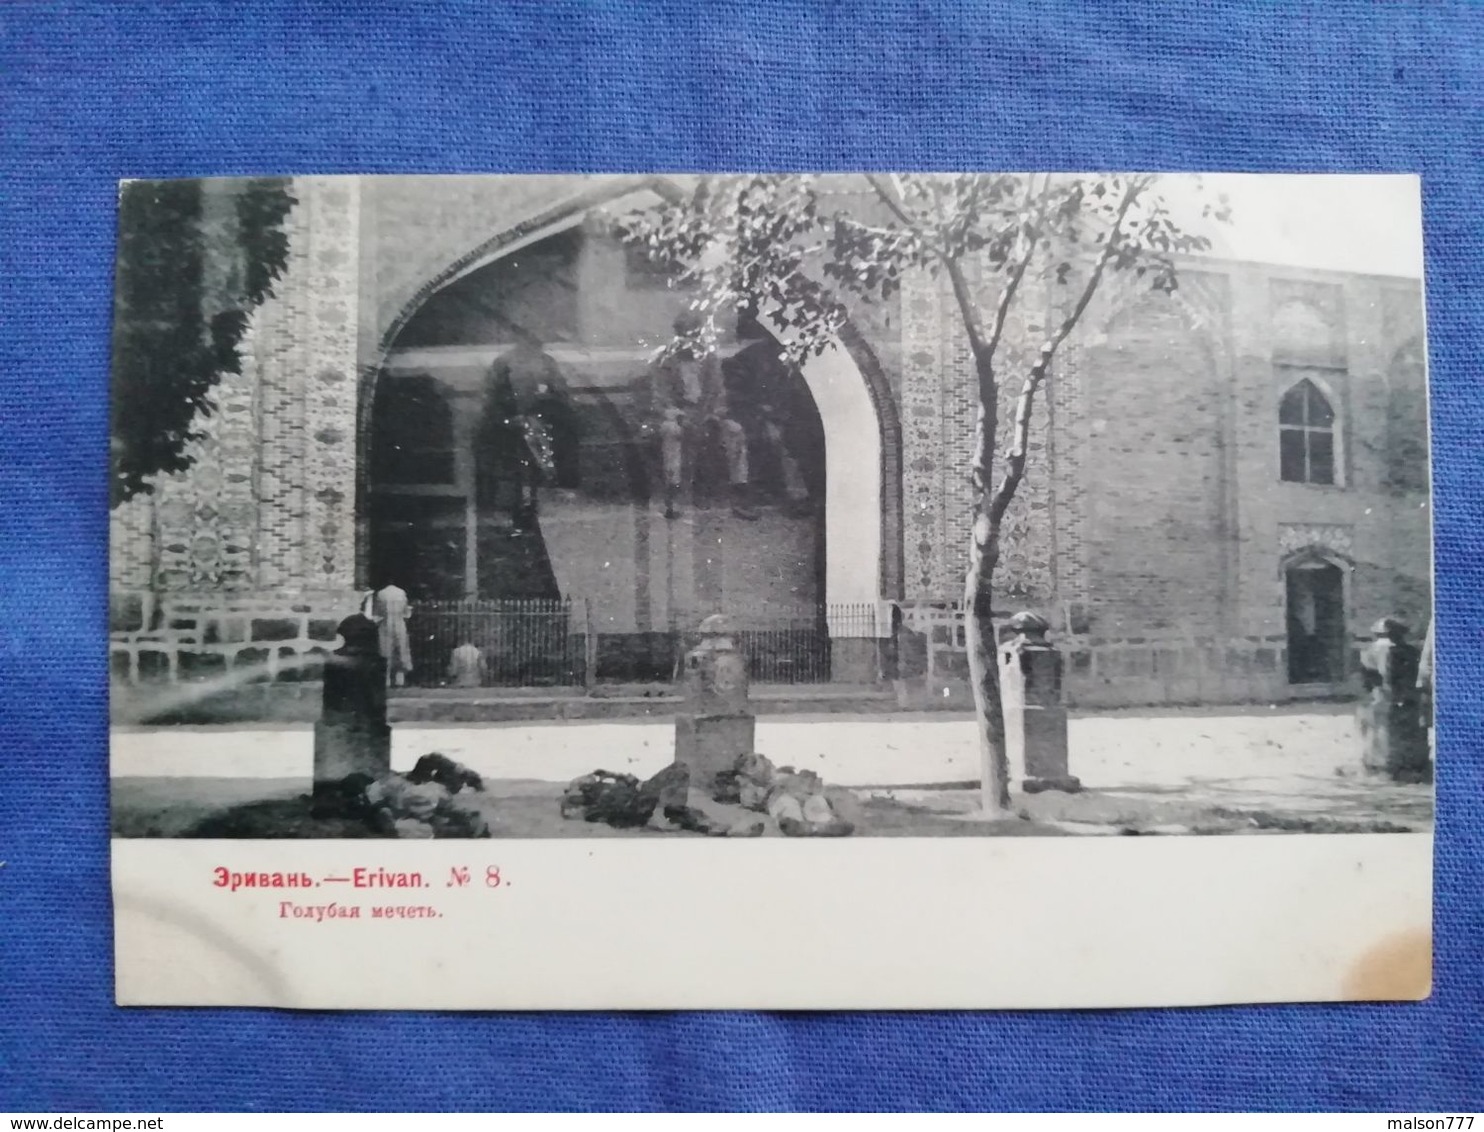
[1358, 617, 1431, 783]
[673, 614, 756, 797]
[998, 612, 1081, 794]
[313, 612, 392, 798]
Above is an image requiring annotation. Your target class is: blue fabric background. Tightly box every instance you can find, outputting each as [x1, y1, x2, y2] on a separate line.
[1, 0, 1480, 1113]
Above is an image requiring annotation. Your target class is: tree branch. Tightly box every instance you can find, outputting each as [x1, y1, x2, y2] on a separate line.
[982, 243, 1034, 364]
[866, 173, 989, 358]
[863, 173, 920, 233]
[941, 256, 989, 359]
[1043, 176, 1146, 359]
[979, 176, 1047, 365]
[987, 178, 1147, 529]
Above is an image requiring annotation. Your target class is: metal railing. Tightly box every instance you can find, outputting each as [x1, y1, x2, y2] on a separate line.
[734, 602, 879, 684]
[407, 598, 584, 687]
[403, 599, 884, 688]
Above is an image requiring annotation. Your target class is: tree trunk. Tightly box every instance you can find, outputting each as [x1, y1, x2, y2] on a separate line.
[966, 384, 1012, 817]
[965, 521, 1011, 817]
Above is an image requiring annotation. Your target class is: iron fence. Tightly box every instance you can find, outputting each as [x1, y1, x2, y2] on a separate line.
[406, 598, 584, 687]
[731, 602, 880, 684]
[403, 599, 883, 687]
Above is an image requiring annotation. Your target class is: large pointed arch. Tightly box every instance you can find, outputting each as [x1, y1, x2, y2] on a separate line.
[355, 178, 904, 608]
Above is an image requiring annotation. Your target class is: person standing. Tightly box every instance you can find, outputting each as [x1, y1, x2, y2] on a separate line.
[372, 581, 414, 688]
[1357, 616, 1428, 781]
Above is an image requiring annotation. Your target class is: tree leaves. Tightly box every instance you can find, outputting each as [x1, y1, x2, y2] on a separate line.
[613, 173, 1223, 372]
[111, 178, 296, 508]
[609, 172, 1225, 452]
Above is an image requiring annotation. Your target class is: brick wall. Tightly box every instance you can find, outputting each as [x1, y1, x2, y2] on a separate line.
[109, 593, 359, 686]
[895, 257, 1430, 709]
[898, 262, 1055, 605]
[109, 176, 1431, 709]
[110, 176, 366, 680]
[1077, 289, 1228, 638]
[1057, 263, 1429, 706]
[109, 494, 154, 593]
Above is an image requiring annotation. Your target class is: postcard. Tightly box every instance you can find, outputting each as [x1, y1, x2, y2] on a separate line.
[110, 172, 1433, 1008]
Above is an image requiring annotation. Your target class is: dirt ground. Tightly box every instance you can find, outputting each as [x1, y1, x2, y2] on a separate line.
[111, 704, 1431, 838]
[112, 762, 1429, 841]
[111, 775, 1066, 838]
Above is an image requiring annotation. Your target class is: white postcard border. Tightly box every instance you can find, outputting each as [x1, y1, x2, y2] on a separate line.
[114, 833, 1432, 1010]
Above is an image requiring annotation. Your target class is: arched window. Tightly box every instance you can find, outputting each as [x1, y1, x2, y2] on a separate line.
[1280, 379, 1338, 485]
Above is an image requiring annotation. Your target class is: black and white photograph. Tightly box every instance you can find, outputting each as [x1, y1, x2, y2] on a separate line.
[107, 172, 1434, 1009]
[109, 172, 1433, 839]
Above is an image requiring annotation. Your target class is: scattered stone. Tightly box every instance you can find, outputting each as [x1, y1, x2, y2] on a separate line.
[801, 792, 835, 825]
[560, 770, 658, 828]
[312, 754, 496, 838]
[1022, 776, 1084, 795]
[720, 751, 777, 810]
[311, 771, 379, 821]
[406, 752, 485, 794]
[640, 761, 692, 811]
[432, 793, 494, 838]
[563, 750, 855, 837]
[367, 775, 446, 821]
[822, 786, 865, 829]
[664, 789, 767, 837]
[755, 763, 854, 836]
[766, 792, 804, 825]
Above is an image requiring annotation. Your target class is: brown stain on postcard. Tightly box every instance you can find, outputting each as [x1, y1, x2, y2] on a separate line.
[1341, 928, 1432, 1001]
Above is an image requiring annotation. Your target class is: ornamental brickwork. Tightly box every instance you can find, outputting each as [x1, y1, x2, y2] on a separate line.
[898, 263, 1055, 606]
[110, 177, 366, 692]
[109, 175, 1433, 710]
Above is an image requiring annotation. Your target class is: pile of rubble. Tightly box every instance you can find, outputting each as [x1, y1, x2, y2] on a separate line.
[562, 752, 857, 837]
[315, 753, 494, 839]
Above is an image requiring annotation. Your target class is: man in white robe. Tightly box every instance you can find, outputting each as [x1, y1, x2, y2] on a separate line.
[371, 583, 413, 687]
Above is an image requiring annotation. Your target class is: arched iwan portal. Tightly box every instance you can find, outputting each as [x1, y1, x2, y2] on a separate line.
[358, 186, 899, 630]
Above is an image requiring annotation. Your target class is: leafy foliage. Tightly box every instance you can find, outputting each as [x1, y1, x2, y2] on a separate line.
[611, 176, 850, 369]
[615, 173, 1227, 523]
[110, 178, 296, 508]
[618, 173, 1222, 337]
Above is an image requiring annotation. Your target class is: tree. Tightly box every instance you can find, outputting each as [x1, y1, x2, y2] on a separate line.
[110, 177, 296, 508]
[615, 173, 1227, 815]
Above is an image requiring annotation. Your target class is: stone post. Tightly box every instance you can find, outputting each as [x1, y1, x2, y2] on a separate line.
[1358, 617, 1431, 783]
[998, 612, 1081, 794]
[673, 614, 756, 795]
[313, 612, 392, 794]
